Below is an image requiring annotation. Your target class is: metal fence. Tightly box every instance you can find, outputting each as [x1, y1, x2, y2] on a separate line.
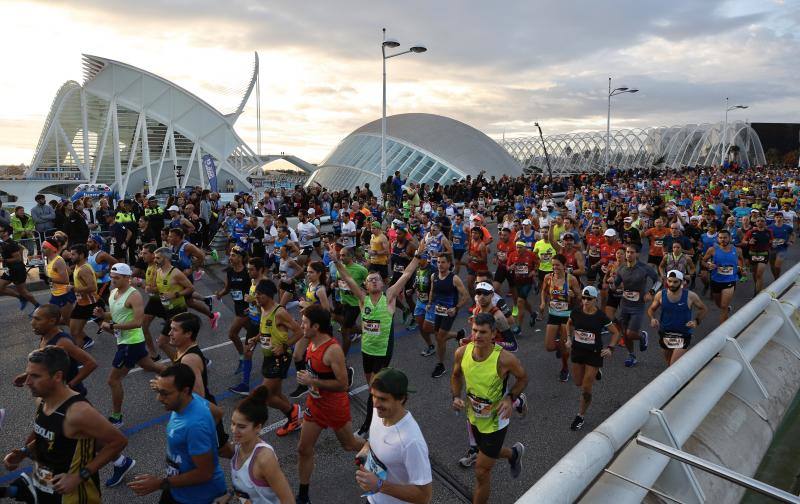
[519, 260, 800, 503]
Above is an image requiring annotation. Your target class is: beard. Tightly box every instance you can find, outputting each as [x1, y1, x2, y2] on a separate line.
[668, 284, 681, 292]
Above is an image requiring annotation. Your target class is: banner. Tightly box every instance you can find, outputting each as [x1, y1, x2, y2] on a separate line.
[202, 154, 219, 192]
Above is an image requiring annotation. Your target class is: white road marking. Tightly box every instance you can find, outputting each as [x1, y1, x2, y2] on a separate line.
[260, 383, 370, 434]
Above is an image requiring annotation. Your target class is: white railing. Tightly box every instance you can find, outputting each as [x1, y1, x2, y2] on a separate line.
[519, 260, 800, 503]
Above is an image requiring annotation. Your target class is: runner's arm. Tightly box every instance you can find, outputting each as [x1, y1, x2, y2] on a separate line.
[186, 243, 205, 268]
[99, 251, 118, 267]
[386, 257, 420, 302]
[278, 307, 304, 346]
[254, 447, 295, 504]
[66, 401, 127, 477]
[688, 291, 708, 326]
[453, 275, 470, 310]
[181, 353, 207, 397]
[572, 250, 586, 277]
[119, 291, 144, 330]
[317, 286, 331, 312]
[499, 351, 528, 403]
[450, 345, 466, 399]
[330, 252, 365, 302]
[57, 339, 97, 389]
[316, 343, 349, 392]
[173, 270, 195, 299]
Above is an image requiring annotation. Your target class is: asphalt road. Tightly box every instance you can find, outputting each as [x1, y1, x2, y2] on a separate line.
[0, 239, 796, 503]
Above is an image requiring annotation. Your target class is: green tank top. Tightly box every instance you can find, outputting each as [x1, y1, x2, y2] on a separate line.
[157, 267, 186, 311]
[109, 286, 145, 345]
[462, 342, 508, 433]
[361, 294, 392, 357]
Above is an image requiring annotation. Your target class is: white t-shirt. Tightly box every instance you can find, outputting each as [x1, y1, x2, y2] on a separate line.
[340, 220, 357, 248]
[366, 410, 432, 504]
[297, 222, 318, 248]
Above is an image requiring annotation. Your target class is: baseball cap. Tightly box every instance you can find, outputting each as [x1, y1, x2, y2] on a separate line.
[603, 228, 617, 237]
[562, 232, 576, 240]
[582, 285, 599, 298]
[624, 217, 633, 223]
[88, 234, 104, 247]
[515, 240, 527, 247]
[371, 368, 416, 395]
[167, 205, 180, 212]
[110, 263, 132, 276]
[307, 208, 315, 214]
[475, 282, 494, 293]
[236, 208, 245, 214]
[522, 219, 532, 226]
[371, 221, 382, 228]
[667, 270, 684, 281]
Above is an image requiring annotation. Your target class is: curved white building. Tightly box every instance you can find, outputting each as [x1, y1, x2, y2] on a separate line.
[305, 113, 523, 191]
[500, 122, 767, 175]
[26, 54, 262, 196]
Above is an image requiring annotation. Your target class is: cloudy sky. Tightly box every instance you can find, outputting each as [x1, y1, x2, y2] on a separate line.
[1, 0, 798, 165]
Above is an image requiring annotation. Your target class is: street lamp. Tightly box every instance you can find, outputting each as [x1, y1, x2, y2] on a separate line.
[605, 77, 638, 170]
[173, 164, 183, 194]
[381, 28, 427, 199]
[534, 122, 552, 182]
[720, 97, 748, 165]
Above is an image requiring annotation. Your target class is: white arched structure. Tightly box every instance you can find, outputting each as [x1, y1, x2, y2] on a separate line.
[26, 54, 263, 196]
[500, 122, 767, 175]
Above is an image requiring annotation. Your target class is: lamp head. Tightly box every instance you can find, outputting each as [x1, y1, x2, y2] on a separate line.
[629, 89, 639, 93]
[383, 38, 400, 48]
[615, 87, 629, 92]
[409, 44, 427, 53]
[737, 105, 748, 109]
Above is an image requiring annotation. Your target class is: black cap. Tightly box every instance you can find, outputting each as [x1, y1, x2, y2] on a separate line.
[371, 368, 416, 395]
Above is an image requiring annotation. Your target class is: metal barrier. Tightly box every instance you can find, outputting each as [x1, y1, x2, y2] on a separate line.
[519, 260, 800, 503]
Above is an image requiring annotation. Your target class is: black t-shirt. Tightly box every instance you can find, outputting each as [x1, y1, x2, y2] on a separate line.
[226, 265, 251, 314]
[569, 308, 611, 351]
[250, 226, 265, 258]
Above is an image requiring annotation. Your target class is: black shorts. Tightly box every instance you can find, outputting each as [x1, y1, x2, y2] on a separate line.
[279, 280, 296, 294]
[1, 262, 27, 284]
[161, 307, 188, 335]
[144, 296, 165, 317]
[362, 352, 392, 375]
[570, 345, 604, 368]
[368, 263, 389, 279]
[246, 318, 260, 338]
[70, 302, 97, 320]
[261, 352, 292, 379]
[606, 294, 622, 309]
[233, 300, 248, 318]
[454, 249, 466, 261]
[112, 341, 149, 369]
[547, 314, 570, 326]
[300, 246, 314, 256]
[647, 254, 663, 265]
[494, 266, 514, 286]
[537, 269, 549, 285]
[335, 303, 361, 327]
[434, 314, 457, 332]
[710, 280, 736, 294]
[470, 424, 508, 459]
[658, 331, 692, 350]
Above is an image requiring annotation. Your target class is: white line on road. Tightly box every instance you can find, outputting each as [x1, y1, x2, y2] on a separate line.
[260, 384, 370, 434]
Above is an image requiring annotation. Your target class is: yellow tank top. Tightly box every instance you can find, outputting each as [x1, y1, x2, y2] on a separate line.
[73, 263, 97, 305]
[370, 234, 388, 265]
[47, 256, 70, 296]
[156, 267, 187, 311]
[260, 305, 289, 356]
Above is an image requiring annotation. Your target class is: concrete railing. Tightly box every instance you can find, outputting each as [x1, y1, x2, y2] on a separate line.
[519, 261, 800, 503]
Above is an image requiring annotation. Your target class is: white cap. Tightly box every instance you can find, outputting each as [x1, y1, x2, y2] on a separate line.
[522, 219, 532, 226]
[236, 208, 245, 214]
[603, 228, 617, 237]
[581, 285, 599, 298]
[667, 270, 684, 281]
[110, 263, 132, 276]
[307, 208, 315, 214]
[624, 216, 633, 223]
[167, 205, 180, 212]
[475, 282, 494, 292]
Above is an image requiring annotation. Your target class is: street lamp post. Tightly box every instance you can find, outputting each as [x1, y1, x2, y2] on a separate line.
[381, 28, 426, 199]
[173, 164, 183, 195]
[720, 97, 748, 165]
[534, 122, 552, 182]
[605, 77, 638, 171]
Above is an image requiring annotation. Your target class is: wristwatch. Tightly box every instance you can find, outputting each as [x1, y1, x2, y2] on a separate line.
[160, 477, 171, 491]
[109, 322, 116, 331]
[79, 467, 93, 481]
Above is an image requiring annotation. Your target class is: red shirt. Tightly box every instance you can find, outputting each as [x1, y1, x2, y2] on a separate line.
[305, 337, 349, 412]
[600, 240, 623, 265]
[507, 249, 537, 283]
[585, 233, 607, 260]
[495, 239, 515, 267]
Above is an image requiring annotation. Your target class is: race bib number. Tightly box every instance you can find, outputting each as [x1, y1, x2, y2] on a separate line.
[33, 464, 55, 494]
[773, 239, 785, 247]
[574, 330, 596, 345]
[393, 263, 406, 273]
[717, 265, 734, 275]
[588, 247, 600, 257]
[453, 237, 462, 246]
[435, 304, 451, 316]
[363, 320, 381, 335]
[496, 251, 507, 262]
[663, 332, 685, 349]
[166, 457, 180, 478]
[467, 393, 494, 418]
[231, 290, 243, 301]
[515, 264, 529, 275]
[418, 291, 429, 302]
[308, 370, 321, 399]
[751, 253, 767, 263]
[550, 300, 569, 312]
[337, 279, 350, 291]
[259, 335, 271, 348]
[623, 290, 640, 302]
[113, 328, 122, 340]
[654, 239, 664, 248]
[541, 252, 553, 261]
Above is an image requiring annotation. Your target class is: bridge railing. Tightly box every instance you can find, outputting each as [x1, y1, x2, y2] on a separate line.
[518, 260, 800, 503]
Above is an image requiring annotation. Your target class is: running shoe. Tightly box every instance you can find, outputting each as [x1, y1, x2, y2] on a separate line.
[276, 404, 301, 436]
[19, 297, 28, 311]
[108, 415, 123, 428]
[350, 332, 362, 342]
[82, 337, 95, 350]
[203, 296, 214, 312]
[401, 308, 410, 325]
[624, 354, 638, 367]
[105, 456, 136, 487]
[559, 368, 570, 383]
[296, 496, 312, 504]
[347, 366, 354, 389]
[515, 392, 528, 418]
[458, 447, 479, 467]
[228, 383, 250, 396]
[431, 362, 446, 378]
[502, 332, 519, 353]
[570, 415, 585, 431]
[194, 270, 204, 282]
[407, 320, 417, 331]
[529, 313, 537, 327]
[509, 442, 525, 478]
[456, 329, 466, 342]
[289, 384, 308, 399]
[420, 344, 436, 357]
[639, 331, 649, 352]
[596, 369, 603, 381]
[210, 311, 221, 330]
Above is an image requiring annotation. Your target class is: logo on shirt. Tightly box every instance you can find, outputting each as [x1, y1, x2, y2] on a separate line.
[364, 307, 372, 315]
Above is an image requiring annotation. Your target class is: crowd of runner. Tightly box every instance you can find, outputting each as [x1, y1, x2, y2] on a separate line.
[1, 163, 798, 503]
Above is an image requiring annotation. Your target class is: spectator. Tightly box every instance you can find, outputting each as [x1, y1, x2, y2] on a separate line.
[31, 193, 56, 235]
[11, 206, 36, 255]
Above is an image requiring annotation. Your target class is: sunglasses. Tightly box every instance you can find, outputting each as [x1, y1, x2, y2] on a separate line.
[581, 296, 596, 300]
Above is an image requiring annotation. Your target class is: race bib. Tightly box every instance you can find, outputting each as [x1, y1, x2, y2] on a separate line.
[717, 265, 734, 275]
[307, 370, 321, 399]
[654, 239, 664, 248]
[418, 292, 429, 302]
[166, 457, 180, 478]
[259, 335, 271, 348]
[515, 264, 529, 275]
[588, 247, 600, 257]
[113, 328, 122, 340]
[574, 330, 596, 345]
[231, 290, 243, 301]
[337, 279, 350, 291]
[496, 251, 507, 262]
[773, 239, 785, 247]
[33, 464, 55, 494]
[623, 290, 640, 302]
[541, 252, 553, 261]
[751, 253, 767, 263]
[453, 237, 462, 246]
[550, 300, 569, 312]
[248, 305, 260, 318]
[467, 393, 494, 418]
[363, 320, 381, 335]
[435, 304, 451, 316]
[393, 263, 406, 273]
[663, 333, 685, 349]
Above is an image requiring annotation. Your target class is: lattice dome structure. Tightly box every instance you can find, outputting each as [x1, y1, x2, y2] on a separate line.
[26, 54, 262, 195]
[499, 121, 767, 175]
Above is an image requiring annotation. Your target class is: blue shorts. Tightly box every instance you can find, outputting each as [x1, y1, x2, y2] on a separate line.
[516, 283, 533, 299]
[112, 342, 149, 369]
[49, 291, 77, 307]
[414, 300, 436, 323]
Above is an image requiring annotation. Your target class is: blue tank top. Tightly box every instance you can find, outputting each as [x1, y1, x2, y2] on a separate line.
[769, 224, 792, 250]
[171, 241, 192, 270]
[431, 272, 457, 314]
[518, 230, 536, 247]
[710, 244, 738, 282]
[88, 251, 110, 284]
[451, 224, 467, 250]
[700, 233, 718, 255]
[660, 289, 692, 335]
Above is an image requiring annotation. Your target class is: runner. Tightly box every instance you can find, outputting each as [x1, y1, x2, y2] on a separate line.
[368, 221, 391, 280]
[648, 270, 708, 366]
[92, 263, 165, 427]
[409, 252, 436, 354]
[3, 345, 128, 504]
[229, 257, 269, 393]
[167, 228, 221, 329]
[644, 218, 670, 267]
[215, 246, 251, 373]
[746, 216, 774, 294]
[389, 222, 417, 323]
[768, 212, 794, 281]
[702, 229, 743, 324]
[451, 213, 468, 274]
[532, 226, 557, 292]
[43, 238, 75, 326]
[428, 253, 470, 378]
[67, 244, 99, 349]
[507, 240, 538, 329]
[331, 243, 421, 437]
[86, 234, 116, 307]
[566, 286, 620, 430]
[354, 368, 433, 503]
[451, 313, 527, 504]
[492, 227, 516, 304]
[128, 364, 227, 503]
[151, 246, 194, 357]
[540, 254, 581, 381]
[0, 222, 39, 312]
[295, 305, 365, 504]
[139, 243, 170, 360]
